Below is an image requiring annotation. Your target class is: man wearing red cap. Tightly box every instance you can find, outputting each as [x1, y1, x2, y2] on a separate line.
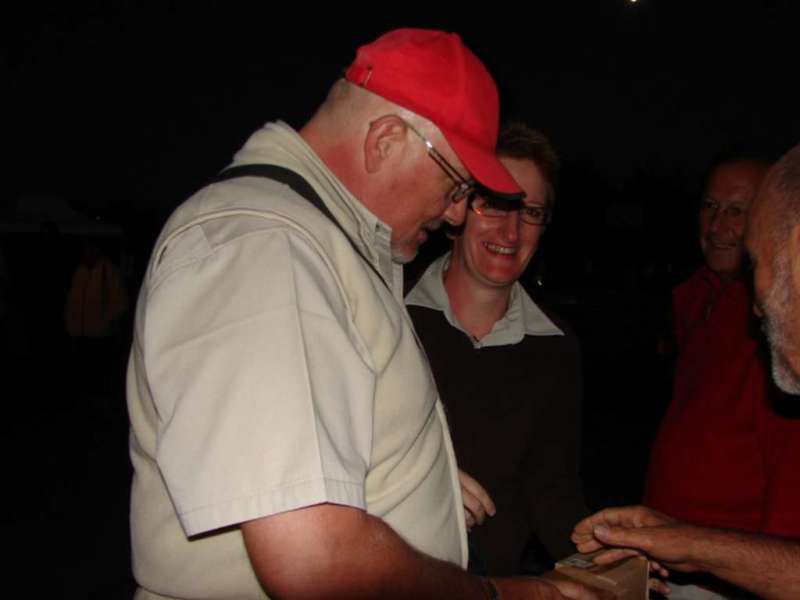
[127, 29, 595, 599]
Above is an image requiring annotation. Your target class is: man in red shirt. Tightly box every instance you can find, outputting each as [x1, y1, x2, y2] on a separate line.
[646, 159, 800, 539]
[573, 144, 800, 600]
[644, 159, 800, 597]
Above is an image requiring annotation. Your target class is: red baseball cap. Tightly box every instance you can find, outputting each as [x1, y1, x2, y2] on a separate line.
[345, 28, 523, 198]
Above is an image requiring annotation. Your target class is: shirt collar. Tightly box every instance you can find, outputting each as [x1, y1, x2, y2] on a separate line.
[405, 252, 563, 348]
[698, 264, 748, 293]
[233, 121, 403, 298]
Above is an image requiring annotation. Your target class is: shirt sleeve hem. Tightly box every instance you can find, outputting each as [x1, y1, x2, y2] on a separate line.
[180, 477, 365, 537]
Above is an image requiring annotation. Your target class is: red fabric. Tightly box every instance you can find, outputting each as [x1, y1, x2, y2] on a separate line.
[645, 266, 800, 537]
[344, 29, 521, 195]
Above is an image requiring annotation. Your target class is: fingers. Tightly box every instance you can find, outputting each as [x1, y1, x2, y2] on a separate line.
[590, 526, 674, 578]
[590, 547, 644, 565]
[572, 535, 603, 554]
[572, 507, 632, 544]
[458, 470, 496, 527]
[648, 560, 670, 579]
[572, 508, 669, 553]
[573, 506, 671, 543]
[648, 577, 671, 596]
[459, 470, 496, 516]
[592, 524, 653, 553]
[465, 508, 476, 531]
[462, 491, 489, 527]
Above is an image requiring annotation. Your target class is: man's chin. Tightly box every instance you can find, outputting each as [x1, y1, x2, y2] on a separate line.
[391, 247, 418, 265]
[764, 318, 800, 395]
[770, 350, 800, 395]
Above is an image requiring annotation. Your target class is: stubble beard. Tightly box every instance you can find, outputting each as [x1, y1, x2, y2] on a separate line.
[391, 248, 416, 265]
[390, 220, 443, 265]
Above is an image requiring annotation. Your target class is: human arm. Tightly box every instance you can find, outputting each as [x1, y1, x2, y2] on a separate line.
[242, 502, 600, 600]
[459, 469, 496, 530]
[571, 505, 800, 600]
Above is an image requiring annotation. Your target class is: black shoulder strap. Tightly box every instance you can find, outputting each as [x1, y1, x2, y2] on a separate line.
[212, 164, 388, 290]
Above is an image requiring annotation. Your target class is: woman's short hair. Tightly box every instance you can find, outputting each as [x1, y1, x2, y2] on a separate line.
[496, 121, 559, 203]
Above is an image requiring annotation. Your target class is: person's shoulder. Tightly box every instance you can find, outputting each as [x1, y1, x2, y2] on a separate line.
[524, 294, 577, 340]
[183, 176, 324, 227]
[155, 177, 340, 266]
[673, 266, 710, 297]
[520, 298, 582, 362]
[517, 298, 582, 375]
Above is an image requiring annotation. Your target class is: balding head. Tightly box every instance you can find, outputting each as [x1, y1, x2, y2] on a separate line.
[300, 80, 471, 263]
[746, 144, 800, 394]
[699, 159, 770, 279]
[301, 78, 436, 168]
[296, 29, 527, 264]
[756, 145, 800, 242]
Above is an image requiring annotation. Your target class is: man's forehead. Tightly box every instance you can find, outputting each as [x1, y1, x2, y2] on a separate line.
[707, 176, 757, 201]
[706, 161, 770, 200]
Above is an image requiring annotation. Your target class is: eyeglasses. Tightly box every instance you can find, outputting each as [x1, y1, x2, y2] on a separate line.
[402, 119, 475, 202]
[470, 193, 552, 226]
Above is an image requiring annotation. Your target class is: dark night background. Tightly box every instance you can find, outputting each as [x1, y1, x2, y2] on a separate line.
[3, 1, 799, 596]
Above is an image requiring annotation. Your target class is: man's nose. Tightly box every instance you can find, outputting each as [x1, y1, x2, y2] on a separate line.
[708, 207, 726, 233]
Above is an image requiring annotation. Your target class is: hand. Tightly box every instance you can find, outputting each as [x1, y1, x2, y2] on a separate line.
[493, 575, 603, 600]
[571, 505, 707, 577]
[458, 469, 495, 530]
[571, 505, 673, 554]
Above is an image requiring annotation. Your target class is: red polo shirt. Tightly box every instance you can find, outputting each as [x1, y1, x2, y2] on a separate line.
[645, 267, 800, 537]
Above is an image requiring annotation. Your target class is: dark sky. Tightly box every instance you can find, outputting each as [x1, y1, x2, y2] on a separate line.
[7, 1, 800, 230]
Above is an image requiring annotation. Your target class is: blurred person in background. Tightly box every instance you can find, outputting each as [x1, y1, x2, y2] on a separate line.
[643, 158, 800, 598]
[574, 143, 800, 600]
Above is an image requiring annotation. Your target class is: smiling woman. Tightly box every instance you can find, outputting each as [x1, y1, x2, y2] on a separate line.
[406, 122, 589, 576]
[453, 156, 549, 291]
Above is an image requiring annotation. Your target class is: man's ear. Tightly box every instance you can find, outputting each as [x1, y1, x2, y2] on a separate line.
[363, 115, 408, 174]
